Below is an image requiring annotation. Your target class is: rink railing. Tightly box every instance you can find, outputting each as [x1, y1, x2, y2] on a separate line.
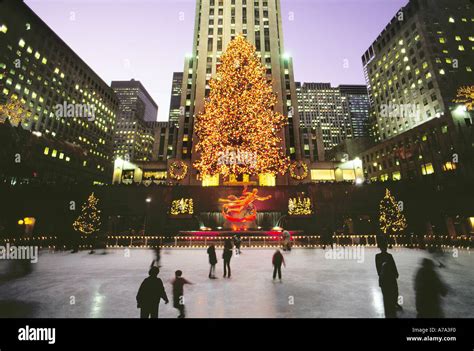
[0, 234, 472, 250]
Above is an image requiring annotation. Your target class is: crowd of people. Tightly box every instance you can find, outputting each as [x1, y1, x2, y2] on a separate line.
[136, 233, 449, 319]
[136, 236, 288, 318]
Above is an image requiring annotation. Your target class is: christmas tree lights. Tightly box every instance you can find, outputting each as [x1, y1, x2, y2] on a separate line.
[454, 85, 474, 111]
[379, 188, 407, 235]
[73, 192, 102, 235]
[193, 35, 290, 180]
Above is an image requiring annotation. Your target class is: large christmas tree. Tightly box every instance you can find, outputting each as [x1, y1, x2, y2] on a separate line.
[194, 35, 289, 179]
[379, 188, 407, 235]
[73, 193, 102, 235]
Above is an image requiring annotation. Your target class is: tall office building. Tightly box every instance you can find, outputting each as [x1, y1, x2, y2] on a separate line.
[296, 82, 353, 151]
[339, 85, 370, 138]
[0, 0, 118, 183]
[111, 80, 158, 162]
[362, 0, 473, 142]
[176, 0, 302, 185]
[168, 72, 183, 127]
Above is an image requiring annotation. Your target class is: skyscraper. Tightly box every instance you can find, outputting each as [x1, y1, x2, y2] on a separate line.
[168, 72, 183, 127]
[296, 82, 353, 151]
[111, 80, 158, 162]
[176, 0, 302, 185]
[362, 0, 473, 142]
[0, 0, 118, 183]
[339, 85, 370, 139]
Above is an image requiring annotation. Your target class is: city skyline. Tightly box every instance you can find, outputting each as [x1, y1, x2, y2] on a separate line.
[25, 0, 407, 121]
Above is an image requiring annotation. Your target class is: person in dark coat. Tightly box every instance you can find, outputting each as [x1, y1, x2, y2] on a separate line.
[207, 244, 218, 279]
[222, 239, 233, 278]
[272, 250, 286, 281]
[375, 242, 400, 318]
[172, 270, 192, 319]
[414, 258, 448, 318]
[233, 235, 242, 255]
[136, 266, 169, 318]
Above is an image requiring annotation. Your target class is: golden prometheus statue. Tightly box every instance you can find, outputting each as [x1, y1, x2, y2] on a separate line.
[219, 186, 272, 223]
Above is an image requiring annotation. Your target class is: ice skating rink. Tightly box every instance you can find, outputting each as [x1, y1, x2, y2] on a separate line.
[0, 248, 472, 318]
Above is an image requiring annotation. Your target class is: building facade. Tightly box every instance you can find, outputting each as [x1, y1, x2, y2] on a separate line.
[168, 72, 183, 127]
[111, 80, 158, 162]
[296, 82, 353, 151]
[151, 121, 177, 162]
[175, 0, 302, 185]
[0, 0, 118, 183]
[339, 85, 371, 138]
[362, 0, 474, 143]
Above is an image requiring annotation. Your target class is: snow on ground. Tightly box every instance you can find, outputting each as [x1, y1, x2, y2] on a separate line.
[0, 248, 472, 318]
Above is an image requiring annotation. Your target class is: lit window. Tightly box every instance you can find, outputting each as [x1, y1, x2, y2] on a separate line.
[202, 174, 219, 187]
[44, 147, 49, 155]
[51, 149, 57, 158]
[41, 57, 47, 64]
[421, 163, 434, 175]
[448, 17, 455, 23]
[59, 153, 64, 160]
[19, 39, 26, 47]
[0, 24, 7, 34]
[458, 45, 465, 51]
[439, 69, 445, 75]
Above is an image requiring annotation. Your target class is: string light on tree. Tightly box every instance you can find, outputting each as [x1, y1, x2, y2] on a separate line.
[454, 85, 474, 111]
[0, 98, 27, 126]
[379, 188, 407, 235]
[73, 192, 102, 235]
[193, 35, 290, 180]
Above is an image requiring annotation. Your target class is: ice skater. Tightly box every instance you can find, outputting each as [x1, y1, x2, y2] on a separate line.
[223, 238, 233, 278]
[272, 249, 286, 281]
[233, 235, 242, 255]
[136, 266, 169, 318]
[207, 244, 218, 279]
[172, 270, 193, 318]
[375, 241, 401, 317]
[414, 258, 448, 318]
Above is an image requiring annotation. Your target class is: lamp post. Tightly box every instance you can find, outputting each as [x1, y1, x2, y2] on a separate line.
[143, 197, 152, 235]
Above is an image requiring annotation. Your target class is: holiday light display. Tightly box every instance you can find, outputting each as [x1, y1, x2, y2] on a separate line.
[170, 198, 194, 216]
[193, 35, 289, 180]
[0, 98, 27, 126]
[73, 192, 102, 235]
[288, 197, 313, 216]
[289, 161, 309, 180]
[169, 160, 188, 181]
[379, 188, 407, 235]
[454, 85, 474, 111]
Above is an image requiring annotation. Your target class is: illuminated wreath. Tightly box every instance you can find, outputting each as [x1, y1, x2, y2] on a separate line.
[169, 160, 188, 181]
[289, 161, 308, 180]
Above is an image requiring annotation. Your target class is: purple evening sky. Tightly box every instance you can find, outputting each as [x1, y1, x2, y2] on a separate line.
[25, 0, 408, 121]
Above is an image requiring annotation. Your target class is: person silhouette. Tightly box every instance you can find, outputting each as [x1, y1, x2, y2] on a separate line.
[414, 258, 448, 318]
[172, 270, 193, 319]
[136, 266, 169, 318]
[207, 244, 218, 279]
[222, 239, 233, 278]
[375, 241, 400, 318]
[272, 250, 286, 281]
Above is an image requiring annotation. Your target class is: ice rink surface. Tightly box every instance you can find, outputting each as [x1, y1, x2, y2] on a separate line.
[0, 247, 472, 318]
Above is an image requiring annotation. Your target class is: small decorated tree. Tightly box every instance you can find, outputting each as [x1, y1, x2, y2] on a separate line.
[379, 189, 407, 236]
[73, 193, 102, 235]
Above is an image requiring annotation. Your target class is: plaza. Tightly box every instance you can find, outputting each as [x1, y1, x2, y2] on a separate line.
[0, 247, 472, 318]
